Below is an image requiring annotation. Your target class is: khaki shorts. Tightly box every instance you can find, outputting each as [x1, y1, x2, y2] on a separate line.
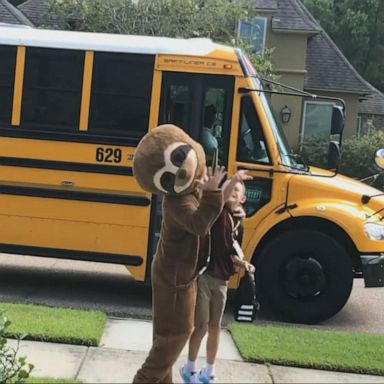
[195, 273, 228, 326]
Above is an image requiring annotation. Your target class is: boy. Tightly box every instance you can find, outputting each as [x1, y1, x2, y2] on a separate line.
[180, 173, 255, 384]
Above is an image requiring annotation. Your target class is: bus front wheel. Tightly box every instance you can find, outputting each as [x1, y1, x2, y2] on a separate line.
[256, 229, 353, 324]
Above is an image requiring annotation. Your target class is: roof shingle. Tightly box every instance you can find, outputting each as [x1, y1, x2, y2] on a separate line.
[272, 0, 319, 32]
[251, 0, 278, 11]
[17, 0, 66, 28]
[359, 86, 384, 116]
[0, 0, 33, 25]
[304, 28, 371, 94]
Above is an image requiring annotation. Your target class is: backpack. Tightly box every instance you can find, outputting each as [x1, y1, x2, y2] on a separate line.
[233, 271, 260, 322]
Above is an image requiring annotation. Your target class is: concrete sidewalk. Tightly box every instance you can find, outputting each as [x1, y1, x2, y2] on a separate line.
[8, 318, 384, 383]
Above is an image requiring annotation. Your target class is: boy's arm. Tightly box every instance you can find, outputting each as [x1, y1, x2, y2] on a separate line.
[231, 255, 255, 273]
[222, 170, 253, 202]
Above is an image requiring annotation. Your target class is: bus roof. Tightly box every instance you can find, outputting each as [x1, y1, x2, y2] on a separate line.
[0, 24, 235, 58]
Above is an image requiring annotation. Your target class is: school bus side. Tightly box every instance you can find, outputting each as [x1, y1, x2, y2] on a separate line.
[0, 25, 245, 283]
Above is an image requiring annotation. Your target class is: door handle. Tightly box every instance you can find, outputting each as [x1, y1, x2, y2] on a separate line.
[61, 180, 75, 187]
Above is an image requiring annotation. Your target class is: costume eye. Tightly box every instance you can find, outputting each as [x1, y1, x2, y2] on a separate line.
[171, 145, 191, 167]
[160, 172, 176, 193]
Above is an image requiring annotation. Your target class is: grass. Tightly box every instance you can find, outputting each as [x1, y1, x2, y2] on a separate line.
[1, 302, 107, 346]
[228, 323, 384, 376]
[27, 377, 82, 383]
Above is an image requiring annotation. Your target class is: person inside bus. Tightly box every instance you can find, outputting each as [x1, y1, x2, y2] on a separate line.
[180, 173, 255, 384]
[201, 104, 219, 164]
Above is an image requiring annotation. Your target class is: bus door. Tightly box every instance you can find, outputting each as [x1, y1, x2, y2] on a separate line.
[146, 71, 235, 265]
[230, 81, 288, 284]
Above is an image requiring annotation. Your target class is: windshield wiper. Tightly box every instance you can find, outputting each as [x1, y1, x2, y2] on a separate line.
[281, 154, 310, 172]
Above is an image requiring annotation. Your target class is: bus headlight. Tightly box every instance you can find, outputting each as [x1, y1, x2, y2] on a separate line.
[364, 222, 384, 240]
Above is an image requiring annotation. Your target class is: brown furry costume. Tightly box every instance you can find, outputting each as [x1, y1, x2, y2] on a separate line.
[132, 125, 223, 383]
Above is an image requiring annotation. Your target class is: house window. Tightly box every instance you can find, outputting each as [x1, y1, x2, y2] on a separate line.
[238, 17, 267, 54]
[356, 115, 362, 137]
[301, 101, 334, 142]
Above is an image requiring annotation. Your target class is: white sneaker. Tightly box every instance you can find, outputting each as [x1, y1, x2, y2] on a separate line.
[198, 367, 218, 384]
[179, 364, 198, 384]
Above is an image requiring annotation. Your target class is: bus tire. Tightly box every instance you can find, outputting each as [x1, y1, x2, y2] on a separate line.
[256, 229, 353, 324]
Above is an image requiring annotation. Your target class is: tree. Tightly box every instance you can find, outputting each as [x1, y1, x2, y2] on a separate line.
[302, 0, 384, 91]
[46, 0, 275, 77]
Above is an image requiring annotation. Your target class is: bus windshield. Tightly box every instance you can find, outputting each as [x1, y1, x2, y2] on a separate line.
[252, 77, 307, 170]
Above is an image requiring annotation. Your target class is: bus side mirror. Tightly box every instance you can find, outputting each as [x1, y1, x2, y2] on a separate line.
[331, 106, 344, 135]
[327, 141, 341, 170]
[375, 148, 384, 170]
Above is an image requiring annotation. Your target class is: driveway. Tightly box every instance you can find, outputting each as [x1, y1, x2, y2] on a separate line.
[0, 253, 383, 335]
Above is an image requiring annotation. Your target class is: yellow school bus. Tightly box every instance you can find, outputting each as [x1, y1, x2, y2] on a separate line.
[0, 24, 383, 324]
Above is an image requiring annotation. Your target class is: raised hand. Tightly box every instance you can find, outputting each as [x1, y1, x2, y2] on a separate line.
[234, 169, 253, 182]
[202, 166, 227, 191]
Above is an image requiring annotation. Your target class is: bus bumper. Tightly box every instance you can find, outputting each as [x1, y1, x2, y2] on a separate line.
[360, 254, 384, 287]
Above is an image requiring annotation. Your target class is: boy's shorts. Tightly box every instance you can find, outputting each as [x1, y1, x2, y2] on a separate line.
[195, 273, 228, 326]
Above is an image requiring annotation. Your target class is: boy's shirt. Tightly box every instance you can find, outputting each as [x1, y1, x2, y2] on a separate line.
[204, 206, 243, 281]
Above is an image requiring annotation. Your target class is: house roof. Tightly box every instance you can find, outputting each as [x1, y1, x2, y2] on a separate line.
[251, 0, 278, 11]
[17, 0, 66, 28]
[359, 86, 384, 116]
[286, 0, 371, 95]
[272, 0, 319, 32]
[0, 0, 33, 25]
[305, 32, 372, 94]
[17, 0, 48, 26]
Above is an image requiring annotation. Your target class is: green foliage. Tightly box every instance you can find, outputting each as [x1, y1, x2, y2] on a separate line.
[339, 129, 384, 178]
[298, 129, 384, 180]
[48, 0, 251, 38]
[0, 311, 34, 383]
[46, 0, 275, 77]
[297, 136, 329, 170]
[302, 0, 384, 91]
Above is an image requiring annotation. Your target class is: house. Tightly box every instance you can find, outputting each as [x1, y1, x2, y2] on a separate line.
[1, 0, 382, 148]
[240, 0, 380, 148]
[358, 86, 384, 136]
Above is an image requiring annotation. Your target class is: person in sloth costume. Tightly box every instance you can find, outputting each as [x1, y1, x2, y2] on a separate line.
[132, 124, 225, 383]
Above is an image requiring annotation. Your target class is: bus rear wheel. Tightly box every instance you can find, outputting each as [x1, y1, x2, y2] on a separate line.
[256, 229, 353, 324]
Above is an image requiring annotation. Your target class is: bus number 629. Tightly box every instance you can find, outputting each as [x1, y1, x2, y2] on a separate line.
[95, 147, 122, 163]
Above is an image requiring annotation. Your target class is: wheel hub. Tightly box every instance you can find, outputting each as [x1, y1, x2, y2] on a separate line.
[284, 257, 326, 298]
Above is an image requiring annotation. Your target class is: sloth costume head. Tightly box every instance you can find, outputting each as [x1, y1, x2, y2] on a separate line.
[133, 124, 207, 195]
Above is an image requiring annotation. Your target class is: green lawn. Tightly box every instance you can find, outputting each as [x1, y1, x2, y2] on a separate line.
[228, 323, 384, 376]
[27, 377, 81, 383]
[1, 302, 106, 346]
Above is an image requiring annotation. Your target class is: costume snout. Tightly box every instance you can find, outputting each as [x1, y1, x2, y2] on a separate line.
[153, 142, 198, 194]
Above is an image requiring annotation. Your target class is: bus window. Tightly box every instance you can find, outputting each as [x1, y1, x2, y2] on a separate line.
[237, 96, 271, 164]
[159, 72, 233, 167]
[88, 52, 154, 139]
[0, 45, 16, 125]
[201, 87, 228, 166]
[164, 85, 190, 130]
[21, 47, 84, 130]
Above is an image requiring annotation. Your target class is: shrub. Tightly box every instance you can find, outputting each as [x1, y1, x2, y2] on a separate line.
[339, 129, 384, 179]
[0, 311, 34, 383]
[298, 129, 384, 180]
